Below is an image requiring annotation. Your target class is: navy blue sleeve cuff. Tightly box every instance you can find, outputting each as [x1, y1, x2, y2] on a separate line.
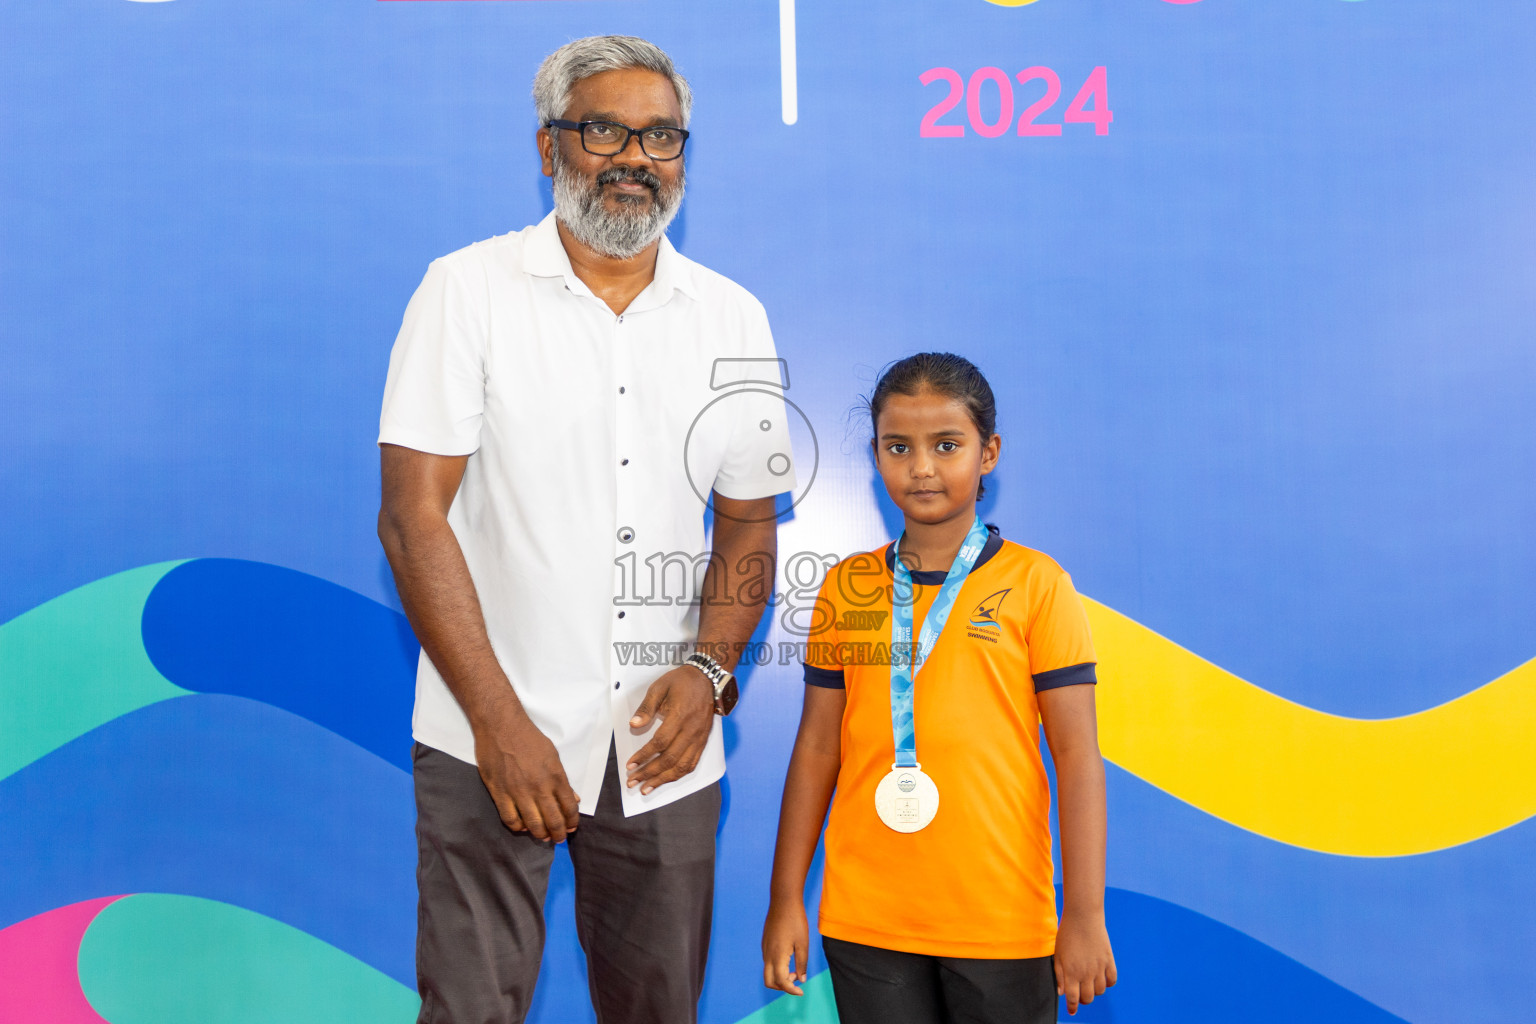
[1032, 662, 1097, 692]
[803, 664, 847, 689]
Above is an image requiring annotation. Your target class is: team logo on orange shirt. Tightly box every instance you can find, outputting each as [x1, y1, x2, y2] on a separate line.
[968, 589, 1012, 632]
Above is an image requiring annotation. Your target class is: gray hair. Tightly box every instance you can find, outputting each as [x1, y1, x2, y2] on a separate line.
[533, 36, 693, 128]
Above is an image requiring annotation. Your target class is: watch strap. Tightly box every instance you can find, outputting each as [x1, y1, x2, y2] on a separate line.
[684, 651, 735, 715]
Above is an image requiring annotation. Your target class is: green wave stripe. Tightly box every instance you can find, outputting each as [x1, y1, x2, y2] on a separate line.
[78, 893, 419, 1024]
[732, 971, 839, 1024]
[0, 562, 188, 781]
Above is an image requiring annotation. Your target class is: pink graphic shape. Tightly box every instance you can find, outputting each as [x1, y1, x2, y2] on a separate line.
[0, 896, 126, 1024]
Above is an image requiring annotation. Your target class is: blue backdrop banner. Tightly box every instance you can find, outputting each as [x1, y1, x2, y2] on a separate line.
[2, 2, 1534, 1023]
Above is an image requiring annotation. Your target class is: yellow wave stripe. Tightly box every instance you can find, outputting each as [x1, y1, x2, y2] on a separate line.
[1084, 597, 1536, 857]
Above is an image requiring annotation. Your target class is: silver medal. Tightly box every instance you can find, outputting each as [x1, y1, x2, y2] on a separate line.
[874, 763, 940, 832]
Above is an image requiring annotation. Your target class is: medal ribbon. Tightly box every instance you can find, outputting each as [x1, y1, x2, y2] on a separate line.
[889, 517, 989, 769]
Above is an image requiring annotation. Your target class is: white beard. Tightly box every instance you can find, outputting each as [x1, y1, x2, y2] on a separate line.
[551, 151, 685, 260]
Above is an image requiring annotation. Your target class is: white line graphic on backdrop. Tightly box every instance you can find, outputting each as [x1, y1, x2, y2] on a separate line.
[780, 0, 798, 125]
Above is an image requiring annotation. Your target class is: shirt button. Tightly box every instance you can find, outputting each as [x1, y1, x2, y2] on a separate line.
[617, 527, 635, 544]
[614, 681, 621, 690]
[619, 386, 626, 394]
[621, 458, 629, 466]
[618, 316, 625, 324]
[618, 611, 626, 619]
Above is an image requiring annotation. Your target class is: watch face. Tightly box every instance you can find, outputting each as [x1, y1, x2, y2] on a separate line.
[715, 677, 740, 716]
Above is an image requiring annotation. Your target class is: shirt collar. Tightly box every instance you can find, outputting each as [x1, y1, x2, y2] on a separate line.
[649, 233, 699, 303]
[884, 523, 1003, 585]
[524, 210, 698, 306]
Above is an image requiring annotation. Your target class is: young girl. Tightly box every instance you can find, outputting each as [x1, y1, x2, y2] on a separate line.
[762, 353, 1116, 1023]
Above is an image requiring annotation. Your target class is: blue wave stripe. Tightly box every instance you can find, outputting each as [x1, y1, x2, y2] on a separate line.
[1097, 762, 1536, 1024]
[1065, 888, 1406, 1023]
[0, 694, 416, 986]
[141, 559, 420, 771]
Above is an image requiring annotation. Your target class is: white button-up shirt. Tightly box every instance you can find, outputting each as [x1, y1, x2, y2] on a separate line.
[379, 213, 796, 815]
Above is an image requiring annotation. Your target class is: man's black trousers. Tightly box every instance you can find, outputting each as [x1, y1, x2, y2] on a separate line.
[412, 741, 720, 1024]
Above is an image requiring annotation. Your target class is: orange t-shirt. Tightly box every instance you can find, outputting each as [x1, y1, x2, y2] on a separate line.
[803, 527, 1097, 958]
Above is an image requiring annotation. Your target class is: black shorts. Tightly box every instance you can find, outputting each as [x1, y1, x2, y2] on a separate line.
[821, 935, 1057, 1024]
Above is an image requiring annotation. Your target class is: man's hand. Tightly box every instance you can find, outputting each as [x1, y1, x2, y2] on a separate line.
[380, 443, 580, 842]
[625, 665, 715, 794]
[1054, 908, 1116, 1015]
[761, 897, 810, 995]
[473, 702, 581, 843]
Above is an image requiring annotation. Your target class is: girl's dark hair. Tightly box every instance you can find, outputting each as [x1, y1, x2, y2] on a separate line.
[867, 352, 998, 500]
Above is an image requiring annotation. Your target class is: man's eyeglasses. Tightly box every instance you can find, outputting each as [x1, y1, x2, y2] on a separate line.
[546, 120, 690, 161]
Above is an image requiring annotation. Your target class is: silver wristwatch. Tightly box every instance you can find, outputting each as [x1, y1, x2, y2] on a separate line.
[684, 651, 739, 716]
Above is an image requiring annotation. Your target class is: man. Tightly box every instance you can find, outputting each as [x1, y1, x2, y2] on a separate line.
[377, 36, 795, 1024]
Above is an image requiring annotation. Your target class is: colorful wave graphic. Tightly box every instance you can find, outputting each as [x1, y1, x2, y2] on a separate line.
[0, 896, 121, 1024]
[0, 895, 416, 1024]
[81, 894, 417, 1024]
[2, 559, 1527, 1022]
[0, 694, 418, 985]
[0, 558, 418, 783]
[739, 888, 1407, 1024]
[1086, 598, 1536, 856]
[7, 561, 1530, 857]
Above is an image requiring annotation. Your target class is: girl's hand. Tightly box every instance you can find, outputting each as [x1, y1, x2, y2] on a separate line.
[761, 898, 811, 995]
[1054, 909, 1116, 1015]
